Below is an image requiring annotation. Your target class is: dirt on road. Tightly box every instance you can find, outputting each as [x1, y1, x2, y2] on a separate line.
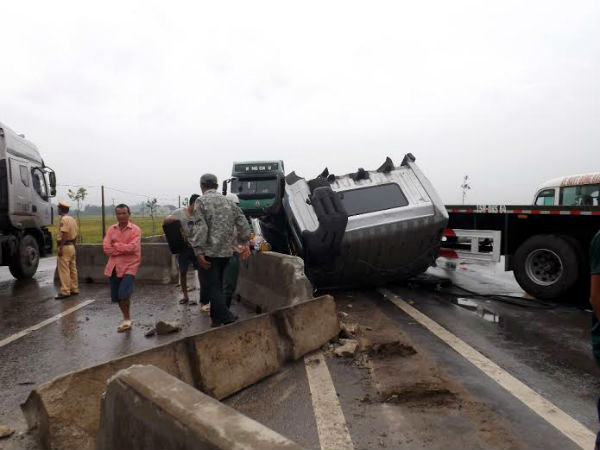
[329, 291, 524, 450]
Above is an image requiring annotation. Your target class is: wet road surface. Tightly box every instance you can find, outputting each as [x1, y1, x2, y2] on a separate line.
[1, 257, 598, 449]
[0, 256, 254, 446]
[225, 259, 599, 449]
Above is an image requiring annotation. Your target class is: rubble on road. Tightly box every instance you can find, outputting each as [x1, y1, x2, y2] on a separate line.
[334, 339, 358, 357]
[0, 425, 15, 439]
[340, 322, 360, 338]
[155, 320, 182, 335]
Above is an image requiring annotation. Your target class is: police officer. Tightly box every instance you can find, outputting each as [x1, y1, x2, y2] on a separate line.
[189, 174, 250, 326]
[55, 200, 79, 299]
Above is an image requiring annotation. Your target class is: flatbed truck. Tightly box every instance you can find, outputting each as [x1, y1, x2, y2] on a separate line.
[442, 173, 600, 300]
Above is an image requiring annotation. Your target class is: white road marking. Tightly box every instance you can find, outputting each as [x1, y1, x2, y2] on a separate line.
[378, 288, 595, 450]
[0, 299, 95, 349]
[304, 351, 354, 450]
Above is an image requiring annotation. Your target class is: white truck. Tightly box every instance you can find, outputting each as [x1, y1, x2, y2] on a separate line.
[0, 122, 56, 279]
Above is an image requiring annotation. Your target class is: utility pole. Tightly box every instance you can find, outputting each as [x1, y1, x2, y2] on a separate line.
[101, 185, 106, 238]
[178, 195, 181, 208]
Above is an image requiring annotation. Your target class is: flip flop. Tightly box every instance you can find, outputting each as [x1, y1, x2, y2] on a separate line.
[117, 320, 132, 332]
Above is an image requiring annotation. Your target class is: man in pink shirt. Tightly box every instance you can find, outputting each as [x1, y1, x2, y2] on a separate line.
[103, 204, 141, 332]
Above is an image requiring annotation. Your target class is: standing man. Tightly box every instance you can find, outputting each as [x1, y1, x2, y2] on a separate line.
[589, 229, 600, 449]
[163, 193, 209, 308]
[190, 174, 250, 327]
[103, 204, 141, 333]
[55, 200, 79, 299]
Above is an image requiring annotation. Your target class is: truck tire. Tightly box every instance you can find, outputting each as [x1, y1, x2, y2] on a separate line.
[8, 234, 40, 280]
[513, 234, 581, 300]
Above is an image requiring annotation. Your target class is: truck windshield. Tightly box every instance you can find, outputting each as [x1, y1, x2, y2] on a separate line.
[339, 183, 409, 216]
[231, 178, 278, 200]
[560, 184, 600, 206]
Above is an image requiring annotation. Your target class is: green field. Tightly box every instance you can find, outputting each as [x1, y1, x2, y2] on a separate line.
[48, 215, 166, 246]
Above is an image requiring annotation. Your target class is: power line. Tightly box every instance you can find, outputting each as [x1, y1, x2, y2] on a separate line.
[57, 183, 180, 204]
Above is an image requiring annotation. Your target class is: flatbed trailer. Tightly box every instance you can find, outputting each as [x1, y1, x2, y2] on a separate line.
[442, 204, 600, 300]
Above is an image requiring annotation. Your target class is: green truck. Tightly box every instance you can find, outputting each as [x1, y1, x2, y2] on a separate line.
[223, 160, 285, 217]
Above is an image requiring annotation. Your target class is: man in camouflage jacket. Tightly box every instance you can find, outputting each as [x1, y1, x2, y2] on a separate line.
[189, 173, 250, 326]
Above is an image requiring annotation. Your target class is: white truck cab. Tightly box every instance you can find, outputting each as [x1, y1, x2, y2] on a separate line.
[533, 172, 600, 207]
[0, 121, 56, 279]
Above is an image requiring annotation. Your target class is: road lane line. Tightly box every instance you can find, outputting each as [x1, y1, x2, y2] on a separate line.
[0, 299, 95, 349]
[304, 351, 354, 450]
[378, 288, 595, 450]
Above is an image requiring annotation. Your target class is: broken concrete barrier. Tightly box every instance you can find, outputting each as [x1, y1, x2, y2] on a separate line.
[276, 293, 340, 360]
[76, 243, 178, 284]
[191, 314, 282, 400]
[22, 341, 193, 450]
[98, 365, 304, 450]
[235, 251, 313, 312]
[22, 296, 338, 450]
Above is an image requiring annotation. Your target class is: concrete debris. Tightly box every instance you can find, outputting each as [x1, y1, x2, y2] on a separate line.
[337, 311, 349, 319]
[334, 339, 358, 358]
[0, 425, 15, 438]
[339, 322, 360, 338]
[155, 320, 181, 335]
[144, 328, 157, 338]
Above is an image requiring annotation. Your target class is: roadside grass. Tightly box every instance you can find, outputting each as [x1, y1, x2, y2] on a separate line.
[48, 215, 166, 248]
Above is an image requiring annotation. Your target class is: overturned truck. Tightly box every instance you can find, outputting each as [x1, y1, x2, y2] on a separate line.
[231, 154, 448, 288]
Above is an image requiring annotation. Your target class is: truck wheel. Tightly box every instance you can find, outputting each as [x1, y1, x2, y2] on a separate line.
[8, 234, 40, 280]
[513, 234, 580, 300]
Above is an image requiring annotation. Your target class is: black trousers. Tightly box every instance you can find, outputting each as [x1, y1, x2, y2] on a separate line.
[199, 256, 235, 323]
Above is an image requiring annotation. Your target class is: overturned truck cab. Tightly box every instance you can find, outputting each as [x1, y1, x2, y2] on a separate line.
[283, 154, 448, 288]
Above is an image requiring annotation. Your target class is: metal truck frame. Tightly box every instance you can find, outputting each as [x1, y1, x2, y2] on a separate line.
[442, 203, 600, 300]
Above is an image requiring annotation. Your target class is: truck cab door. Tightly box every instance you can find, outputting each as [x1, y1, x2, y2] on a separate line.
[8, 157, 33, 223]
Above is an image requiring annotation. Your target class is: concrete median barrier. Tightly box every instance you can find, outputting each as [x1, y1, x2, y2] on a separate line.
[76, 243, 178, 284]
[22, 296, 338, 450]
[277, 294, 339, 360]
[235, 251, 313, 312]
[98, 365, 304, 450]
[190, 315, 282, 400]
[22, 341, 193, 450]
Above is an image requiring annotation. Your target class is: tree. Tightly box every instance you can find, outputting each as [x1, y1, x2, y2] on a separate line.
[146, 198, 158, 234]
[461, 175, 471, 205]
[68, 187, 87, 241]
[182, 197, 189, 207]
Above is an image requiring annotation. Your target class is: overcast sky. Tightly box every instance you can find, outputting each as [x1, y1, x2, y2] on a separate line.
[1, 0, 599, 208]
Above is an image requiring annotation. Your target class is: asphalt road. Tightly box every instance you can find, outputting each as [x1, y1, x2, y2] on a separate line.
[1, 257, 598, 449]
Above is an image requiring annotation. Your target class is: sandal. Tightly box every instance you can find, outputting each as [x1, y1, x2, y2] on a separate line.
[117, 320, 132, 332]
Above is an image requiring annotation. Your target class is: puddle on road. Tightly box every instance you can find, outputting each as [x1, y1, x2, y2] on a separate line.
[454, 298, 500, 323]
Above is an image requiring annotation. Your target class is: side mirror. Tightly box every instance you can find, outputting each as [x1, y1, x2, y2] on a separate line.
[48, 171, 57, 197]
